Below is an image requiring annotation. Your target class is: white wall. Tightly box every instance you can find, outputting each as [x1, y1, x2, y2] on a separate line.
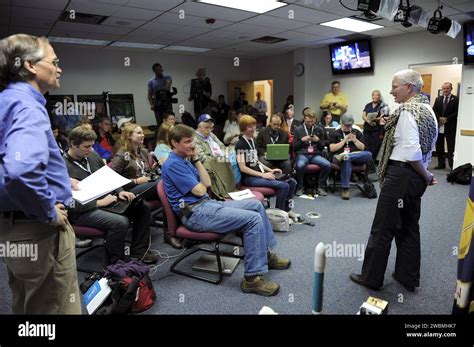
[52, 46, 252, 125]
[252, 52, 293, 114]
[412, 64, 463, 99]
[291, 30, 473, 167]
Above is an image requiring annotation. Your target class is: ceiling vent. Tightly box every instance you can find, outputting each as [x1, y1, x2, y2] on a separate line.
[60, 11, 108, 25]
[251, 36, 287, 44]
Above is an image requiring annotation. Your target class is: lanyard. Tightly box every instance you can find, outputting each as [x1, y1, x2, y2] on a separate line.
[243, 136, 264, 173]
[304, 124, 315, 145]
[136, 158, 145, 176]
[270, 131, 279, 144]
[72, 157, 91, 174]
[243, 136, 256, 150]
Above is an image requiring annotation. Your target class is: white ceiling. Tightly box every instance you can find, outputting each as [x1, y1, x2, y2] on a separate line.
[1, 0, 473, 58]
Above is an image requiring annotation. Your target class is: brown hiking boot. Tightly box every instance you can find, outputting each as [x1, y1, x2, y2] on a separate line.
[240, 275, 280, 296]
[341, 189, 350, 200]
[268, 252, 291, 270]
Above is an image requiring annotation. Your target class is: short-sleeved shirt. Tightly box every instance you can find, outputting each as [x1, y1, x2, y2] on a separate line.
[235, 135, 262, 177]
[363, 101, 389, 132]
[320, 92, 348, 117]
[161, 152, 208, 214]
[329, 128, 364, 155]
[148, 75, 172, 94]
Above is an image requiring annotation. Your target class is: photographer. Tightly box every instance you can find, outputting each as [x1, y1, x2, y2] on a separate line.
[148, 63, 173, 126]
[189, 67, 212, 118]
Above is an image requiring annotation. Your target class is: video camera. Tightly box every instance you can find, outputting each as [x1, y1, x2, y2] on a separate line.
[155, 87, 178, 106]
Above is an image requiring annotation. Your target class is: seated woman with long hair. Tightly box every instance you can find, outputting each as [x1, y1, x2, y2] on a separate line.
[235, 115, 299, 219]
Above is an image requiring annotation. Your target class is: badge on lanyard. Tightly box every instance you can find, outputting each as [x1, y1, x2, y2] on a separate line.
[308, 145, 314, 154]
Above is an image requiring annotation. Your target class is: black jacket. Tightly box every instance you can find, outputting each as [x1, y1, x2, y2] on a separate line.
[293, 124, 325, 155]
[432, 94, 459, 134]
[255, 127, 289, 157]
[286, 118, 301, 136]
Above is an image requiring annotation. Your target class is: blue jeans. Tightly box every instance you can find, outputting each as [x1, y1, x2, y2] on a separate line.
[182, 199, 277, 276]
[242, 175, 297, 211]
[336, 151, 372, 188]
[295, 154, 331, 188]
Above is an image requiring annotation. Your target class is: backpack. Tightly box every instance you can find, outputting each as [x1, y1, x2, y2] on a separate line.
[447, 164, 472, 185]
[357, 181, 378, 199]
[80, 260, 156, 315]
[266, 208, 291, 232]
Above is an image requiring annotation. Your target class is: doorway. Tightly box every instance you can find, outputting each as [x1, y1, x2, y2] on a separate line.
[228, 79, 273, 118]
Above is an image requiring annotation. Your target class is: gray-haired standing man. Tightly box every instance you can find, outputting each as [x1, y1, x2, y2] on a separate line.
[350, 69, 438, 292]
[0, 34, 81, 314]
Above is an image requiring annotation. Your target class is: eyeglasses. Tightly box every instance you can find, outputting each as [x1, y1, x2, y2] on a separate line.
[39, 59, 60, 68]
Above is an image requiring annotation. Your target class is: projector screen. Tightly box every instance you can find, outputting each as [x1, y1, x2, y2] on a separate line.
[464, 20, 474, 65]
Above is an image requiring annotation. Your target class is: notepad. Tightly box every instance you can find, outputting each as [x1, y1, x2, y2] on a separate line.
[83, 278, 112, 315]
[228, 189, 256, 200]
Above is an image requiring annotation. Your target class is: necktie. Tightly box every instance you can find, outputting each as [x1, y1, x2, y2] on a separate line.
[442, 96, 448, 115]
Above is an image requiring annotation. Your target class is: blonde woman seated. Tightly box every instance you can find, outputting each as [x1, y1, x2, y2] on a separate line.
[112, 123, 159, 202]
[154, 123, 174, 165]
[112, 123, 182, 248]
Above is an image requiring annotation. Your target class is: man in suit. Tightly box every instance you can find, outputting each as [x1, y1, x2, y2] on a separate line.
[432, 82, 459, 169]
[284, 104, 301, 136]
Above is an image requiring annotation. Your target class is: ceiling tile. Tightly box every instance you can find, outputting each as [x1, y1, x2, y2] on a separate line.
[273, 30, 326, 42]
[169, 1, 256, 22]
[295, 24, 354, 38]
[125, 0, 184, 12]
[66, 0, 122, 17]
[451, 2, 474, 12]
[8, 26, 50, 36]
[11, 6, 61, 20]
[112, 6, 162, 21]
[139, 20, 182, 33]
[364, 27, 405, 37]
[12, 0, 69, 11]
[265, 4, 339, 24]
[241, 15, 312, 30]
[86, 32, 123, 41]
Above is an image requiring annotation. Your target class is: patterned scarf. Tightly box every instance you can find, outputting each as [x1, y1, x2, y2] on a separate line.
[377, 94, 438, 184]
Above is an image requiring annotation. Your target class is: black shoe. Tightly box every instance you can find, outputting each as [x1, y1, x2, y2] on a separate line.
[349, 273, 381, 290]
[131, 252, 159, 264]
[392, 273, 415, 292]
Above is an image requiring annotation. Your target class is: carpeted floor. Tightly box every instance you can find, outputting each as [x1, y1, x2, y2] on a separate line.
[0, 166, 469, 315]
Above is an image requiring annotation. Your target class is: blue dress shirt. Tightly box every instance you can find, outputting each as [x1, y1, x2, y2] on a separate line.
[0, 82, 73, 223]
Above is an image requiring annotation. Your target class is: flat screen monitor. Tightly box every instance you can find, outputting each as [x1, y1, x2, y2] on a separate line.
[464, 20, 474, 65]
[329, 39, 374, 75]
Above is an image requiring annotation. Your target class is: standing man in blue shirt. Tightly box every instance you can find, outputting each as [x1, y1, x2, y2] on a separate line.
[0, 34, 81, 314]
[147, 62, 172, 127]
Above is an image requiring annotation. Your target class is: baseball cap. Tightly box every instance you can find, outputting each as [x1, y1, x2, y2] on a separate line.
[117, 117, 134, 129]
[340, 114, 354, 126]
[197, 114, 215, 124]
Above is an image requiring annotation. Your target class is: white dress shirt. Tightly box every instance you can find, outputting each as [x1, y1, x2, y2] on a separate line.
[390, 105, 437, 168]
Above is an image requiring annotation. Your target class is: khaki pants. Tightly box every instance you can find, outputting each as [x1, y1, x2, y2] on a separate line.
[0, 221, 81, 314]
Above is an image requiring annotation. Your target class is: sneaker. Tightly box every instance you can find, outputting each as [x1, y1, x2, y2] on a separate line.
[335, 153, 349, 162]
[240, 275, 280, 296]
[75, 237, 92, 248]
[295, 187, 304, 196]
[268, 252, 291, 270]
[317, 187, 328, 196]
[131, 252, 159, 264]
[341, 189, 350, 200]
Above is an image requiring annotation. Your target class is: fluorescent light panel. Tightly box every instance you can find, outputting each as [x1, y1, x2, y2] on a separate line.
[163, 46, 211, 52]
[110, 42, 165, 49]
[197, 0, 287, 14]
[48, 36, 111, 45]
[320, 18, 383, 33]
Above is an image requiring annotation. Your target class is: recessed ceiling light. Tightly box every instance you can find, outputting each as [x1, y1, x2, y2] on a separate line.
[48, 36, 111, 45]
[197, 0, 287, 14]
[110, 42, 165, 49]
[320, 17, 383, 33]
[163, 46, 211, 52]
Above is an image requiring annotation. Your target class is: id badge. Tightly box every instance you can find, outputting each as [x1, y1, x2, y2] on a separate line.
[343, 146, 350, 154]
[308, 145, 314, 154]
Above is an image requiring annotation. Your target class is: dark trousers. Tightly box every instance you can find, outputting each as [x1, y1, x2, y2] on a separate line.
[259, 156, 292, 175]
[360, 163, 427, 288]
[71, 201, 151, 264]
[130, 180, 159, 201]
[436, 131, 456, 168]
[363, 129, 384, 162]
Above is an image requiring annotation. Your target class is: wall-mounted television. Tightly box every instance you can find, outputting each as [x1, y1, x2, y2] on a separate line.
[329, 39, 374, 75]
[464, 20, 474, 65]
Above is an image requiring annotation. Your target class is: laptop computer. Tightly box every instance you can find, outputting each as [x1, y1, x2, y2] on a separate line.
[266, 144, 290, 160]
[101, 184, 156, 215]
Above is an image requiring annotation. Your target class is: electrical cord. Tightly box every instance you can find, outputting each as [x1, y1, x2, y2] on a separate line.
[339, 0, 359, 12]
